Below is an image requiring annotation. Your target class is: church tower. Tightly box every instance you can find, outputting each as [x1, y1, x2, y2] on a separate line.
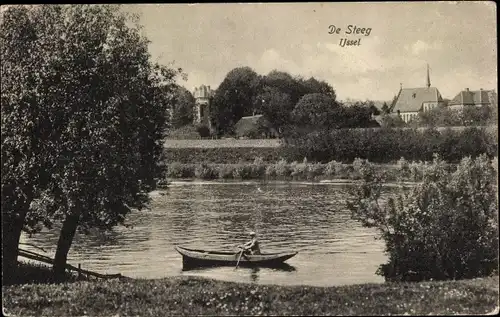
[426, 63, 431, 88]
[193, 85, 214, 129]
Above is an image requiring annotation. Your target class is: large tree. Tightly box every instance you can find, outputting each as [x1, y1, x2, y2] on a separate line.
[258, 71, 337, 132]
[261, 71, 304, 106]
[210, 67, 261, 135]
[1, 4, 180, 281]
[292, 93, 343, 130]
[342, 101, 381, 128]
[253, 86, 293, 136]
[301, 77, 336, 100]
[170, 86, 195, 129]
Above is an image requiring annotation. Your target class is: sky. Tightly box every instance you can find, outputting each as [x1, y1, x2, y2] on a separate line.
[125, 2, 497, 101]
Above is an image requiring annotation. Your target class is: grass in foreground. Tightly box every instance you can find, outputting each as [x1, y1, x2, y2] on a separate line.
[3, 261, 88, 286]
[3, 275, 498, 316]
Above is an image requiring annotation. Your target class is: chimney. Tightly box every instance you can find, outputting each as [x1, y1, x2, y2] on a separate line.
[466, 88, 469, 92]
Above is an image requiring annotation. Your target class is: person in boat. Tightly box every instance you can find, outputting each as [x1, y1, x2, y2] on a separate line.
[239, 231, 261, 255]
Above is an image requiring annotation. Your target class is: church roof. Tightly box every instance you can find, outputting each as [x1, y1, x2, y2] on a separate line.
[449, 89, 493, 105]
[392, 87, 443, 113]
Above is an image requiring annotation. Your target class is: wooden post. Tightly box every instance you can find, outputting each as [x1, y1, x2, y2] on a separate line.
[78, 263, 81, 279]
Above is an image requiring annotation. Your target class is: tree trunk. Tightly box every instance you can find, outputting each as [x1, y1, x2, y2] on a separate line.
[2, 210, 27, 285]
[53, 212, 80, 281]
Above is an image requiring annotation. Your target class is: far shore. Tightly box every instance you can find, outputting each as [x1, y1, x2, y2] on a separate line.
[158, 178, 420, 187]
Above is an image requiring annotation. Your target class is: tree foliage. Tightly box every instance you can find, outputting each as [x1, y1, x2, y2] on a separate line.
[1, 4, 180, 280]
[170, 86, 195, 129]
[254, 86, 293, 135]
[381, 102, 390, 114]
[210, 67, 261, 135]
[348, 155, 498, 282]
[341, 101, 381, 128]
[210, 67, 338, 136]
[292, 93, 342, 129]
[416, 104, 496, 127]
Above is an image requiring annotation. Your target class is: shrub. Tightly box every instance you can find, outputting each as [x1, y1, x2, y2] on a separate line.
[232, 164, 253, 179]
[397, 157, 410, 180]
[167, 162, 195, 178]
[348, 154, 499, 282]
[217, 164, 235, 179]
[196, 125, 211, 138]
[251, 157, 266, 178]
[307, 163, 325, 180]
[351, 157, 372, 180]
[408, 161, 425, 182]
[194, 163, 217, 180]
[291, 161, 308, 179]
[323, 160, 342, 178]
[253, 157, 265, 165]
[265, 164, 277, 179]
[274, 158, 291, 179]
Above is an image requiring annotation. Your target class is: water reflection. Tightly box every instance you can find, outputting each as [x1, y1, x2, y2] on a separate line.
[20, 181, 387, 287]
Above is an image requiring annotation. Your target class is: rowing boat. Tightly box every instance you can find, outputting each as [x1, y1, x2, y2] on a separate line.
[175, 246, 297, 268]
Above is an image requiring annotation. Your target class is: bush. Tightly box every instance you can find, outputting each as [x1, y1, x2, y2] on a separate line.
[251, 157, 267, 178]
[397, 157, 410, 180]
[324, 160, 342, 178]
[306, 163, 325, 180]
[194, 163, 218, 180]
[232, 164, 253, 179]
[217, 164, 235, 179]
[167, 162, 195, 178]
[265, 164, 277, 178]
[290, 161, 308, 179]
[408, 161, 425, 182]
[351, 157, 372, 180]
[274, 158, 291, 179]
[196, 125, 211, 138]
[348, 154, 498, 282]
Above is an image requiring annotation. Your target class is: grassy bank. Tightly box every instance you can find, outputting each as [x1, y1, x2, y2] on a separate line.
[163, 147, 281, 163]
[3, 261, 88, 286]
[3, 275, 498, 316]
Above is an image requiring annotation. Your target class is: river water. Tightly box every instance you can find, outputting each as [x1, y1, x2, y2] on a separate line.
[20, 181, 388, 287]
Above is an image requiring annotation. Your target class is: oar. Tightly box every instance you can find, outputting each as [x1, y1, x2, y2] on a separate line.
[235, 249, 244, 270]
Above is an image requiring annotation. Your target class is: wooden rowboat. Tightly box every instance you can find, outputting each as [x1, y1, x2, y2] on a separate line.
[175, 246, 297, 268]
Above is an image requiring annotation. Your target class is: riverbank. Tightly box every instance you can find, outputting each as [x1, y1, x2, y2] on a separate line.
[160, 154, 498, 184]
[160, 159, 445, 183]
[3, 275, 498, 316]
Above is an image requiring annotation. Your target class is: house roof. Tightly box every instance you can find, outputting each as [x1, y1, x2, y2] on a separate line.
[449, 89, 494, 105]
[392, 87, 443, 113]
[234, 115, 272, 136]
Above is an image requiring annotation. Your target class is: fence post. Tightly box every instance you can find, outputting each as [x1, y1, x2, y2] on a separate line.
[78, 263, 81, 279]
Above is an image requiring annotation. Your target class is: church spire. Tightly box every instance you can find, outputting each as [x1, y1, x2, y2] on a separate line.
[426, 64, 431, 88]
